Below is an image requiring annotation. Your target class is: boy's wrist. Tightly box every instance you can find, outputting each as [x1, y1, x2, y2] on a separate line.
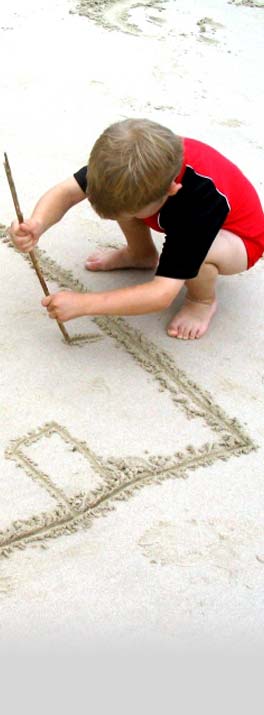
[81, 280, 166, 317]
[30, 214, 45, 237]
[82, 291, 99, 316]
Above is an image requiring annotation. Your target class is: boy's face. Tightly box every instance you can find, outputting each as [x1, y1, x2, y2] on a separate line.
[117, 181, 182, 221]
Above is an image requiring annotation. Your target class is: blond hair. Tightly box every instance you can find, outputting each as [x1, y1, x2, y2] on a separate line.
[87, 118, 183, 218]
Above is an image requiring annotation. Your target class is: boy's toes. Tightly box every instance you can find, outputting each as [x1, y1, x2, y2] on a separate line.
[85, 259, 101, 270]
[167, 326, 179, 338]
[167, 299, 217, 340]
[168, 325, 186, 339]
[177, 329, 187, 340]
[85, 251, 103, 270]
[189, 327, 199, 340]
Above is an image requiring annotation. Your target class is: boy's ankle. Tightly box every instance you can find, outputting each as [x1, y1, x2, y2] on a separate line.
[186, 294, 216, 306]
[127, 246, 158, 261]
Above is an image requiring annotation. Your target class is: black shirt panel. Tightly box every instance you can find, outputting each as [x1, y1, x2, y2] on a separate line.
[156, 166, 230, 280]
[73, 166, 88, 193]
[73, 163, 230, 280]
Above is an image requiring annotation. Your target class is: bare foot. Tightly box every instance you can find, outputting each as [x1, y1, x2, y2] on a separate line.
[85, 246, 158, 271]
[167, 297, 217, 340]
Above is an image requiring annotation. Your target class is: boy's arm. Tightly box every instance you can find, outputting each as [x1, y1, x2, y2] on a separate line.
[42, 276, 184, 322]
[9, 177, 85, 252]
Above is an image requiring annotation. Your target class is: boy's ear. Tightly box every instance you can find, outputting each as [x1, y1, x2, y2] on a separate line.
[167, 181, 182, 197]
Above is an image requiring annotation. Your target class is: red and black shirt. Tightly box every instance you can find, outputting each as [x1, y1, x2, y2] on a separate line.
[74, 137, 264, 279]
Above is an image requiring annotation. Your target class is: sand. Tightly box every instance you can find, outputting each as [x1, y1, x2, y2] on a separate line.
[0, 0, 264, 652]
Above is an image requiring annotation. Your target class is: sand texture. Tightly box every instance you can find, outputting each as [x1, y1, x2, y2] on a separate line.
[0, 0, 264, 650]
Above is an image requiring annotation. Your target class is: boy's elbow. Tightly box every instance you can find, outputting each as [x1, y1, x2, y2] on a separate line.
[157, 293, 174, 311]
[153, 290, 177, 312]
[153, 277, 183, 311]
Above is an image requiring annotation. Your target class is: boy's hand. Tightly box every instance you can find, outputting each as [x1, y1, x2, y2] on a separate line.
[8, 218, 42, 252]
[42, 291, 87, 322]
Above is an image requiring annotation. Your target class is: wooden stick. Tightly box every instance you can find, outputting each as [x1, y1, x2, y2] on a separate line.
[3, 153, 71, 343]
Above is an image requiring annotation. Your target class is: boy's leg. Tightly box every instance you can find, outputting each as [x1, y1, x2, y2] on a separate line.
[168, 230, 248, 339]
[85, 218, 158, 271]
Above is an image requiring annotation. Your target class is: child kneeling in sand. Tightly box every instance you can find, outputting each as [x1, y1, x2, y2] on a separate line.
[9, 118, 264, 339]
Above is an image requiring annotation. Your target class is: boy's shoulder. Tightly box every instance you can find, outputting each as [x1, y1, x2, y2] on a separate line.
[182, 136, 232, 168]
[179, 136, 241, 186]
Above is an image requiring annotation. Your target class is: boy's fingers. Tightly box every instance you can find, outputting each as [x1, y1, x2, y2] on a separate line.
[20, 223, 38, 240]
[18, 238, 36, 252]
[8, 228, 32, 244]
[20, 242, 34, 252]
[11, 221, 29, 236]
[20, 222, 31, 231]
[17, 223, 29, 234]
[10, 220, 38, 238]
[41, 296, 51, 307]
[21, 238, 36, 249]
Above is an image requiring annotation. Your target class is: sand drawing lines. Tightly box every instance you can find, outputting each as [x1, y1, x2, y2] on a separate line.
[0, 232, 257, 557]
[70, 0, 166, 36]
[1, 414, 255, 558]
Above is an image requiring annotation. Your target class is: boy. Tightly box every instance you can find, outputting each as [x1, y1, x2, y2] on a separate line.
[9, 118, 264, 340]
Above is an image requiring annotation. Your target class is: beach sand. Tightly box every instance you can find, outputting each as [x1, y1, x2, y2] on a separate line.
[0, 0, 264, 651]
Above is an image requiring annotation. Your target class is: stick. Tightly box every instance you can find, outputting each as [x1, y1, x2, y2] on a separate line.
[3, 153, 71, 343]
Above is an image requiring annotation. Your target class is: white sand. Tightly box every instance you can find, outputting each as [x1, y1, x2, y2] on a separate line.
[0, 0, 264, 651]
